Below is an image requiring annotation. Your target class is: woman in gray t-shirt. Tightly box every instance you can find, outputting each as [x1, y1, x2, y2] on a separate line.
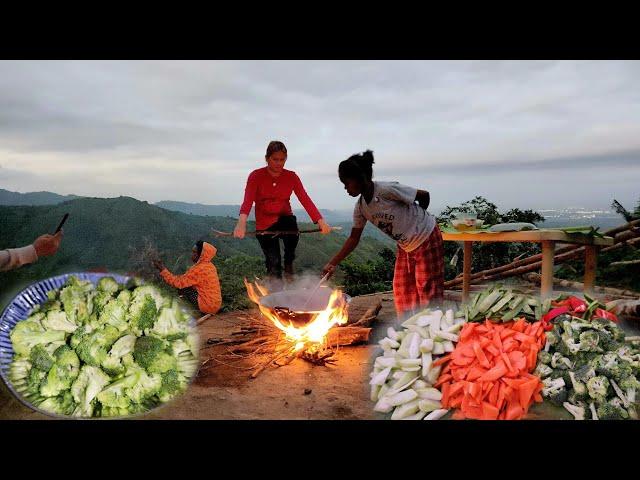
[322, 150, 444, 319]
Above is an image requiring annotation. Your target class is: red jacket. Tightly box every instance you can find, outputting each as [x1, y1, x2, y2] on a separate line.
[160, 242, 222, 314]
[239, 167, 322, 231]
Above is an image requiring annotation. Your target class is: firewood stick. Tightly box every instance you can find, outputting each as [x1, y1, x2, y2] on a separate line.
[350, 301, 382, 327]
[610, 259, 640, 267]
[326, 327, 371, 346]
[251, 347, 297, 378]
[196, 314, 212, 326]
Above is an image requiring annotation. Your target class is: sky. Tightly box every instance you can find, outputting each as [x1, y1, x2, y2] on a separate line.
[0, 60, 639, 214]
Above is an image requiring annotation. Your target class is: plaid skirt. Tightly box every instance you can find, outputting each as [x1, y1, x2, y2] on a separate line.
[393, 225, 445, 319]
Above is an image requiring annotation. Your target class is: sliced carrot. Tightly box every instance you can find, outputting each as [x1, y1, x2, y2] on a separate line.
[482, 401, 500, 420]
[441, 381, 451, 407]
[452, 355, 475, 366]
[488, 382, 500, 406]
[432, 354, 451, 367]
[506, 402, 523, 420]
[501, 352, 514, 373]
[508, 350, 527, 371]
[500, 329, 517, 340]
[472, 341, 491, 369]
[478, 360, 508, 382]
[434, 374, 452, 388]
[533, 392, 543, 403]
[465, 366, 487, 381]
[518, 378, 539, 409]
[485, 344, 500, 357]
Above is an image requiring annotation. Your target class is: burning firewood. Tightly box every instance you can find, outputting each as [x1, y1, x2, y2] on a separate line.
[200, 279, 381, 378]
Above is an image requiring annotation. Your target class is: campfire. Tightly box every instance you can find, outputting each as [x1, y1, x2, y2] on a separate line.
[201, 279, 382, 378]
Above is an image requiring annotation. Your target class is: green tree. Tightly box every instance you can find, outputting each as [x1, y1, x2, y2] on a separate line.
[338, 247, 395, 297]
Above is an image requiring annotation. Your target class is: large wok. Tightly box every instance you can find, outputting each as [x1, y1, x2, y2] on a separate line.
[258, 286, 351, 328]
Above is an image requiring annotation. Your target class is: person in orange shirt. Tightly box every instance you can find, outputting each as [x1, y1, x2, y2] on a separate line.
[152, 240, 222, 315]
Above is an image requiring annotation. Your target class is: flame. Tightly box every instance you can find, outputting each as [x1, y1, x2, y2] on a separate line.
[244, 278, 348, 351]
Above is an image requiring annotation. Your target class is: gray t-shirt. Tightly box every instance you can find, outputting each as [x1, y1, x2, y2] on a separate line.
[353, 181, 436, 252]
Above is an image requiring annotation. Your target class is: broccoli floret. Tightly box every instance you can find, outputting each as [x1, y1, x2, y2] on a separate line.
[573, 350, 599, 366]
[150, 301, 189, 338]
[537, 351, 552, 365]
[563, 402, 586, 420]
[70, 365, 111, 415]
[542, 377, 566, 396]
[619, 375, 640, 403]
[91, 291, 113, 317]
[533, 363, 554, 378]
[76, 325, 121, 367]
[39, 346, 80, 397]
[133, 335, 165, 368]
[37, 391, 76, 416]
[59, 277, 92, 324]
[96, 374, 139, 408]
[29, 344, 55, 371]
[157, 369, 183, 402]
[578, 330, 601, 352]
[549, 387, 568, 406]
[99, 406, 130, 417]
[117, 289, 131, 308]
[97, 276, 120, 294]
[148, 352, 177, 374]
[573, 364, 596, 383]
[131, 285, 165, 310]
[69, 324, 93, 349]
[568, 371, 589, 400]
[41, 309, 78, 334]
[586, 375, 610, 403]
[126, 370, 162, 404]
[591, 353, 633, 381]
[593, 329, 618, 351]
[544, 330, 560, 346]
[129, 295, 158, 335]
[551, 352, 573, 370]
[101, 334, 137, 375]
[597, 398, 629, 420]
[98, 299, 128, 332]
[10, 319, 67, 357]
[8, 358, 33, 396]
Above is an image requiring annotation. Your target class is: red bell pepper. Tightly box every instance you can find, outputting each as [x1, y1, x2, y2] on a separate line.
[594, 308, 618, 323]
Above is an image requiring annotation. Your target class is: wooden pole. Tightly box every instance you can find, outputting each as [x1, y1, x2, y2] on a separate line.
[541, 241, 555, 299]
[463, 241, 473, 302]
[583, 245, 598, 294]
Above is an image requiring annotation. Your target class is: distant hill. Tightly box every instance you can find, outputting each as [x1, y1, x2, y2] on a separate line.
[0, 188, 81, 206]
[155, 200, 352, 224]
[0, 196, 392, 311]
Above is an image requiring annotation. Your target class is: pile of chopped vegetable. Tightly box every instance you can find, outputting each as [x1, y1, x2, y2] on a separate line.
[539, 314, 640, 420]
[464, 285, 552, 323]
[436, 318, 546, 420]
[370, 308, 465, 420]
[7, 275, 199, 418]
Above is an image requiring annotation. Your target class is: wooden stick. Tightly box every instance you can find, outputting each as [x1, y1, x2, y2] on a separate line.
[523, 273, 640, 298]
[196, 314, 212, 326]
[212, 226, 343, 237]
[326, 326, 371, 346]
[251, 347, 296, 379]
[610, 259, 640, 267]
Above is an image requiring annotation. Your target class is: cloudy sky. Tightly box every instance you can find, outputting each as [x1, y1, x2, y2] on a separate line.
[1, 60, 639, 214]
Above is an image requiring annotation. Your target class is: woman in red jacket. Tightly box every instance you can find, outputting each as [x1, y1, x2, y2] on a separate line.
[234, 140, 332, 289]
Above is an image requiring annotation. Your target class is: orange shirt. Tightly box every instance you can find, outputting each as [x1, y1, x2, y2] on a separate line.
[160, 242, 222, 314]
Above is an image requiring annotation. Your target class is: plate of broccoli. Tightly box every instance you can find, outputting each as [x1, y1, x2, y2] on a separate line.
[0, 273, 200, 419]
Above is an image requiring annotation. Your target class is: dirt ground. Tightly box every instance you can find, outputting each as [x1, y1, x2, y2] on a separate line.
[0, 293, 398, 420]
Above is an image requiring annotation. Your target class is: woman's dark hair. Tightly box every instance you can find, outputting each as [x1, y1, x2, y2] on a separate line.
[194, 240, 204, 258]
[266, 140, 287, 158]
[338, 150, 375, 182]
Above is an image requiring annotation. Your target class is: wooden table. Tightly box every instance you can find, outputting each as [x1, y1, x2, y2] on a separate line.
[441, 230, 614, 301]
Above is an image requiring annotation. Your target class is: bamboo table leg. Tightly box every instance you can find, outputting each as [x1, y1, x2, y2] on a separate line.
[584, 245, 598, 294]
[541, 241, 555, 299]
[463, 241, 473, 302]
